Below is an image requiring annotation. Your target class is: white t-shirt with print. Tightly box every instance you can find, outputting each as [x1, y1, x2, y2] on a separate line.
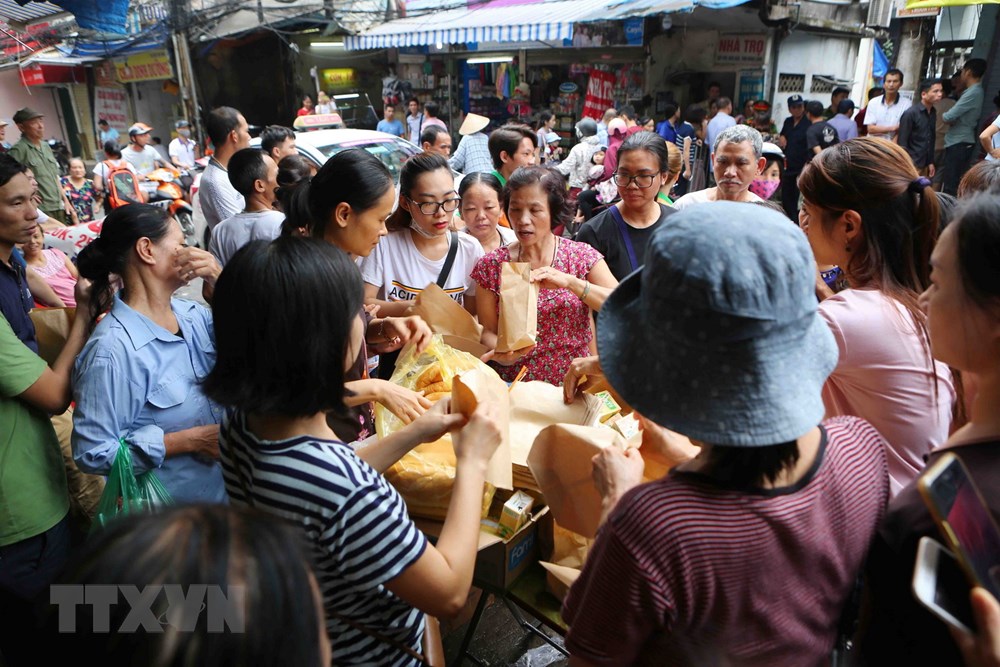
[123, 144, 164, 176]
[360, 229, 484, 306]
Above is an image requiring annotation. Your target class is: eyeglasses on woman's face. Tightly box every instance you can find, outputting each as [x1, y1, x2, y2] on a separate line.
[612, 172, 656, 188]
[407, 197, 461, 215]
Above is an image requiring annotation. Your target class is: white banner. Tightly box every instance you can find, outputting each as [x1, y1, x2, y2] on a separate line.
[93, 86, 129, 136]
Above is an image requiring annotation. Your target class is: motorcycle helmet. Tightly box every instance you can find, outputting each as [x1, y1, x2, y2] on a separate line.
[128, 122, 153, 137]
[575, 117, 598, 139]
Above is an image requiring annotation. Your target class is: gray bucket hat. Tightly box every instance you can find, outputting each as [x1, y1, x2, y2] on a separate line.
[596, 201, 838, 447]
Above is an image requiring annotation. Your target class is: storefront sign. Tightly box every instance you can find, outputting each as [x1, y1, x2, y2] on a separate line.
[19, 63, 86, 87]
[320, 68, 356, 89]
[20, 65, 46, 87]
[738, 70, 766, 106]
[582, 69, 615, 121]
[573, 21, 641, 48]
[896, 1, 939, 18]
[715, 34, 767, 66]
[115, 49, 173, 83]
[623, 18, 644, 46]
[94, 86, 129, 135]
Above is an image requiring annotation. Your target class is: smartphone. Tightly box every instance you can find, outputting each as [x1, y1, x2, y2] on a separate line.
[918, 452, 1000, 600]
[913, 536, 976, 634]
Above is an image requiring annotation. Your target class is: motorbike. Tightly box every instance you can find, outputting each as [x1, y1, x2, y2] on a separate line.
[47, 138, 70, 176]
[145, 166, 197, 246]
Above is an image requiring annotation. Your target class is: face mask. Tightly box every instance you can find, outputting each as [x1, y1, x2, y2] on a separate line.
[409, 220, 440, 239]
[749, 178, 780, 200]
[178, 129, 191, 138]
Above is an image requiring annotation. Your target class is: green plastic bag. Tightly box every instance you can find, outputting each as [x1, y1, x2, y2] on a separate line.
[91, 439, 173, 532]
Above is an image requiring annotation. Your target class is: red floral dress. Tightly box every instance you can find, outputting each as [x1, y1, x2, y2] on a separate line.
[471, 238, 603, 386]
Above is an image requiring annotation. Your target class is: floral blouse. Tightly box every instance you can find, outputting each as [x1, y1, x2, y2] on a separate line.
[61, 176, 98, 222]
[471, 237, 604, 386]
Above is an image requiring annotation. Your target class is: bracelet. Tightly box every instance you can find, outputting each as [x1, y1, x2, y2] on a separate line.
[377, 318, 396, 343]
[580, 281, 591, 302]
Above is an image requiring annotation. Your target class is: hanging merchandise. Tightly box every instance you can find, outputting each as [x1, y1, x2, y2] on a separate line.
[582, 69, 615, 120]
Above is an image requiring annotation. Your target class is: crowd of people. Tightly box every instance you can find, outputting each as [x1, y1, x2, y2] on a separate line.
[3, 56, 1000, 666]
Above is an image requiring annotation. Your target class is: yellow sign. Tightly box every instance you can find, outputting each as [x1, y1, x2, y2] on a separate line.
[115, 49, 173, 83]
[321, 68, 356, 88]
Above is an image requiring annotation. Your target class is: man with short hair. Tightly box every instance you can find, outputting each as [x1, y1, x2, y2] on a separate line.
[597, 107, 617, 146]
[124, 122, 168, 178]
[672, 125, 767, 209]
[449, 112, 492, 174]
[865, 69, 910, 141]
[824, 87, 850, 119]
[827, 99, 858, 142]
[898, 79, 942, 177]
[656, 104, 680, 144]
[209, 148, 283, 268]
[697, 82, 722, 112]
[168, 120, 197, 170]
[488, 123, 537, 186]
[618, 105, 638, 128]
[199, 106, 251, 229]
[855, 86, 883, 138]
[706, 97, 736, 157]
[942, 58, 987, 195]
[778, 95, 811, 219]
[406, 98, 424, 144]
[376, 104, 405, 138]
[8, 108, 76, 224]
[932, 78, 957, 188]
[97, 118, 119, 147]
[420, 125, 452, 157]
[0, 153, 94, 665]
[805, 100, 840, 158]
[260, 125, 297, 163]
[423, 101, 447, 132]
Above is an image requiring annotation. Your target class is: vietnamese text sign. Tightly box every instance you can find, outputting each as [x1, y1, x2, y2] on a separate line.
[94, 87, 129, 135]
[115, 49, 173, 83]
[716, 34, 767, 66]
[321, 68, 356, 88]
[582, 69, 615, 121]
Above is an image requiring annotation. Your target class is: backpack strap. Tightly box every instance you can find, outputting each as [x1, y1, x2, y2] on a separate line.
[607, 206, 639, 272]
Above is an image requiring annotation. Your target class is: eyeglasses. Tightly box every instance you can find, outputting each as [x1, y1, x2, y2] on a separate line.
[612, 172, 656, 188]
[407, 197, 461, 215]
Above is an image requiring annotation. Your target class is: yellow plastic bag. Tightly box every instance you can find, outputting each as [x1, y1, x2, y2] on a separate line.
[378, 336, 498, 520]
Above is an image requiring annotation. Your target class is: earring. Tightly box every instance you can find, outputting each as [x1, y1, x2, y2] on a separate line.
[845, 245, 851, 253]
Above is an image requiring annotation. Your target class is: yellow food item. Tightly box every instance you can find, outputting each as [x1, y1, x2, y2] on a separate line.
[415, 366, 444, 390]
[421, 379, 452, 395]
[423, 391, 450, 403]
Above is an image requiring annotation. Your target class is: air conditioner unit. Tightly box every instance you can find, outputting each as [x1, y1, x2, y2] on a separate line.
[867, 0, 894, 28]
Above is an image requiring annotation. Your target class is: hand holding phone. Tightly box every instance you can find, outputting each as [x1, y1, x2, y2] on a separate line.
[913, 535, 976, 634]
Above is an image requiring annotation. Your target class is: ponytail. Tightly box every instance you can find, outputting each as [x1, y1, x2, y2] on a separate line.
[280, 178, 313, 237]
[77, 204, 171, 324]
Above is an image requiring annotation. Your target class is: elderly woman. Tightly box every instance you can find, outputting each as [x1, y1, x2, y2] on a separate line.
[576, 131, 678, 281]
[60, 158, 97, 223]
[72, 204, 227, 504]
[459, 172, 516, 253]
[562, 202, 890, 665]
[471, 166, 617, 385]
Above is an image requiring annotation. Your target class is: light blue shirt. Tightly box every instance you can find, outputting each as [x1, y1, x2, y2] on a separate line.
[827, 113, 858, 142]
[943, 82, 984, 147]
[99, 128, 120, 146]
[72, 295, 226, 504]
[376, 118, 405, 138]
[706, 111, 736, 154]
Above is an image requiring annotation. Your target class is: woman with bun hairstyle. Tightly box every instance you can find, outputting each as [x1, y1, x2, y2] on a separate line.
[71, 204, 226, 503]
[798, 137, 954, 495]
[458, 172, 516, 253]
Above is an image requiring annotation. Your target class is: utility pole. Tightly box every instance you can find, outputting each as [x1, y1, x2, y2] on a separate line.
[169, 0, 204, 151]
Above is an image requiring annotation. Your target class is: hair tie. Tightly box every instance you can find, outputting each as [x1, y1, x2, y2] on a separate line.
[909, 176, 932, 193]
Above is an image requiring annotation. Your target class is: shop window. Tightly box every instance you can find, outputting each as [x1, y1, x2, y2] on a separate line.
[778, 73, 805, 93]
[810, 76, 835, 94]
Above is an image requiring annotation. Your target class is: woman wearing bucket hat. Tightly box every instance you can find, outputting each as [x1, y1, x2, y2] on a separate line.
[561, 202, 891, 666]
[798, 137, 955, 496]
[862, 194, 1000, 665]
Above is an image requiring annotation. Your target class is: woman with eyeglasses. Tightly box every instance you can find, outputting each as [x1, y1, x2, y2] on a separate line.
[472, 166, 618, 386]
[359, 152, 484, 378]
[576, 131, 678, 281]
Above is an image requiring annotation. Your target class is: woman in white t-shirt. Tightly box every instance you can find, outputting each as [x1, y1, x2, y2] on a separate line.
[360, 152, 484, 320]
[93, 140, 139, 199]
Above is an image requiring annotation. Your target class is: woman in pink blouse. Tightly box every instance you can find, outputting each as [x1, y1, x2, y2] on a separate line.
[472, 166, 617, 385]
[21, 225, 78, 307]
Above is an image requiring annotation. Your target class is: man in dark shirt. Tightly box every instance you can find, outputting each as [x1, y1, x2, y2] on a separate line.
[805, 100, 840, 159]
[898, 79, 943, 177]
[778, 95, 811, 220]
[0, 156, 38, 353]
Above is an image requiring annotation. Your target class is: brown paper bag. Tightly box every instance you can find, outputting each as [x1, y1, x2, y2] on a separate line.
[452, 368, 513, 490]
[528, 424, 625, 539]
[496, 262, 538, 353]
[30, 307, 76, 366]
[509, 381, 603, 469]
[409, 283, 483, 345]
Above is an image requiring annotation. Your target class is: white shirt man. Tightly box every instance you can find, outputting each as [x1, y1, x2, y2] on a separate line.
[673, 125, 767, 209]
[169, 123, 197, 169]
[865, 70, 911, 141]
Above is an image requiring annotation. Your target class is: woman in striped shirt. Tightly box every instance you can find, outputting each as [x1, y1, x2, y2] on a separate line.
[204, 236, 502, 666]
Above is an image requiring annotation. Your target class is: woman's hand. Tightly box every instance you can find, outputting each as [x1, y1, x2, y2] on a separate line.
[376, 380, 433, 424]
[408, 397, 467, 444]
[481, 345, 535, 367]
[951, 587, 1000, 667]
[175, 246, 221, 287]
[563, 355, 603, 403]
[530, 266, 578, 292]
[592, 446, 644, 509]
[636, 414, 700, 467]
[73, 277, 94, 318]
[814, 265, 835, 301]
[383, 315, 433, 354]
[452, 399, 503, 470]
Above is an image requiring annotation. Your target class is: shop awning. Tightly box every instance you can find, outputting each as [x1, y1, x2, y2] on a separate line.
[904, 0, 997, 6]
[70, 25, 167, 59]
[344, 0, 751, 50]
[0, 0, 129, 33]
[0, 0, 65, 23]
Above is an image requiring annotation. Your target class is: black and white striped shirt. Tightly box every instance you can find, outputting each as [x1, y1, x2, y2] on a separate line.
[220, 409, 428, 665]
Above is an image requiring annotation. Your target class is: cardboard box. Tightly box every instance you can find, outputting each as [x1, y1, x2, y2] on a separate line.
[414, 505, 552, 590]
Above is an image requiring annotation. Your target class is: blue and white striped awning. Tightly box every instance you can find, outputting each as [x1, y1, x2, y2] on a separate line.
[343, 0, 749, 50]
[0, 0, 66, 23]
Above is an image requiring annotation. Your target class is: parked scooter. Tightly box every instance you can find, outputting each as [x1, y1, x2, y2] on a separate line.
[146, 166, 197, 246]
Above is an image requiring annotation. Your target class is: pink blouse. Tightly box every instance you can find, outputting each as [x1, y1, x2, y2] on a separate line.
[29, 248, 77, 307]
[471, 238, 603, 385]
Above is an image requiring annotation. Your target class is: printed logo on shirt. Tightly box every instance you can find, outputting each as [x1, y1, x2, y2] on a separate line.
[822, 126, 837, 145]
[386, 281, 464, 303]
